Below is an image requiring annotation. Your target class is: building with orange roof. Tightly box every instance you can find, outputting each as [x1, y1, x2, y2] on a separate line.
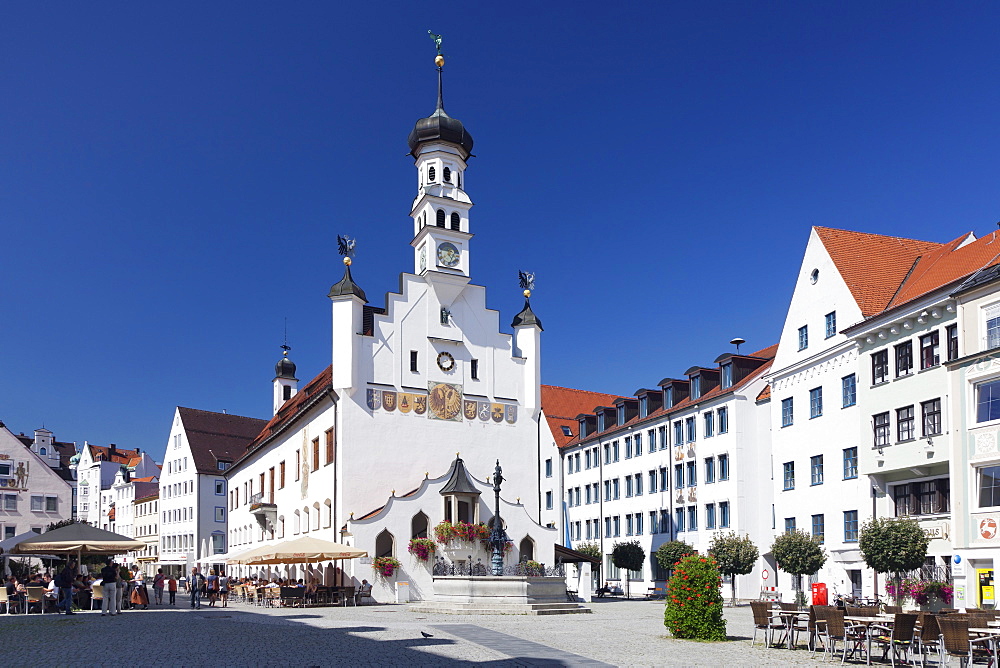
[74, 441, 158, 528]
[0, 424, 76, 538]
[558, 343, 776, 599]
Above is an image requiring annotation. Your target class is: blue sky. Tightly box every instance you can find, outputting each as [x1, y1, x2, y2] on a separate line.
[3, 2, 999, 461]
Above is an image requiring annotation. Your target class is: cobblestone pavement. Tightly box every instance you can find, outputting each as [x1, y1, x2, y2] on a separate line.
[0, 599, 842, 667]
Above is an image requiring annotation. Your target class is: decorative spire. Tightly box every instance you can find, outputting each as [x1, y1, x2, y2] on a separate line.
[512, 270, 543, 330]
[408, 31, 473, 159]
[329, 234, 367, 301]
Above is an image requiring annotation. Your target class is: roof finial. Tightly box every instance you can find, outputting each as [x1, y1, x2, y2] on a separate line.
[337, 234, 356, 266]
[429, 31, 445, 111]
[518, 270, 535, 299]
[282, 318, 291, 357]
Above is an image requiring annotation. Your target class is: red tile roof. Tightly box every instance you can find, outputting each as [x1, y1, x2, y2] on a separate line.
[553, 346, 777, 449]
[815, 227, 946, 317]
[885, 230, 1000, 310]
[88, 445, 140, 466]
[132, 476, 157, 483]
[244, 366, 334, 456]
[177, 407, 267, 475]
[541, 385, 624, 448]
[756, 384, 772, 402]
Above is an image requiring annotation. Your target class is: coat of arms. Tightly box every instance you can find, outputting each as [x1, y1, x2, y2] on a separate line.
[428, 382, 463, 421]
[491, 403, 504, 423]
[382, 391, 397, 412]
[366, 388, 381, 411]
[505, 404, 517, 424]
[413, 394, 427, 415]
[479, 401, 491, 421]
[463, 400, 478, 420]
[398, 393, 413, 413]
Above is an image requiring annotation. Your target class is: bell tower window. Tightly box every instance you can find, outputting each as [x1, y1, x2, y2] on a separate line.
[450, 212, 460, 230]
[436, 209, 445, 227]
[443, 167, 451, 182]
[428, 166, 436, 182]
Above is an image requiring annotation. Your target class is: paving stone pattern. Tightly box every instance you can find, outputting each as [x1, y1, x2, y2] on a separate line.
[0, 599, 835, 667]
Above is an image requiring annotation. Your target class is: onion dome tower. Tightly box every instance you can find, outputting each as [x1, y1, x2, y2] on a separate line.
[272, 343, 298, 415]
[408, 35, 475, 308]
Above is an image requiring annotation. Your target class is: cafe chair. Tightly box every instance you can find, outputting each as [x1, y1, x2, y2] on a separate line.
[938, 616, 993, 668]
[871, 612, 918, 668]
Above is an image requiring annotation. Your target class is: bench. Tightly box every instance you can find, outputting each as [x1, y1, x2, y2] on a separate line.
[565, 589, 578, 602]
[646, 587, 666, 600]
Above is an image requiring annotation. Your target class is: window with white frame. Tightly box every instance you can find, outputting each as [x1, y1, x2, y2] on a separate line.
[979, 465, 1000, 508]
[718, 406, 729, 433]
[895, 341, 913, 377]
[825, 312, 836, 338]
[922, 398, 942, 436]
[809, 387, 823, 418]
[215, 507, 225, 522]
[986, 302, 1000, 350]
[873, 412, 890, 447]
[810, 455, 824, 485]
[872, 350, 889, 384]
[781, 398, 793, 427]
[704, 412, 714, 437]
[718, 454, 729, 480]
[977, 380, 1000, 423]
[897, 406, 915, 441]
[920, 331, 940, 369]
[798, 325, 808, 350]
[843, 374, 857, 407]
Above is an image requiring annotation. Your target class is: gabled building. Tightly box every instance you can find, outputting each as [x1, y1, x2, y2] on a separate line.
[0, 424, 74, 537]
[159, 407, 266, 576]
[133, 492, 160, 572]
[225, 59, 549, 601]
[74, 443, 153, 526]
[560, 344, 775, 599]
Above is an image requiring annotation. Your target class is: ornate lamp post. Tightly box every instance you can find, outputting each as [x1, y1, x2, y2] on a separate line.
[489, 460, 510, 576]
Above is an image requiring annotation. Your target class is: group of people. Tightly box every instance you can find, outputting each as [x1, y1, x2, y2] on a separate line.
[186, 567, 230, 609]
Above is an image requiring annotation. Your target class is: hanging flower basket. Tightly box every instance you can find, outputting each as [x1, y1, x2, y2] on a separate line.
[372, 556, 401, 579]
[408, 538, 437, 562]
[433, 521, 489, 544]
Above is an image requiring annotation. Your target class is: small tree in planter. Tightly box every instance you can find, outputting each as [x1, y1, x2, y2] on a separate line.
[771, 530, 827, 606]
[576, 541, 603, 582]
[858, 517, 928, 606]
[372, 556, 401, 579]
[708, 531, 759, 606]
[664, 554, 726, 641]
[656, 540, 695, 580]
[612, 540, 645, 599]
[407, 538, 436, 562]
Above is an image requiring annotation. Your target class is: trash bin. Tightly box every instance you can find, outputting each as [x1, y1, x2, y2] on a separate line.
[812, 582, 828, 606]
[395, 581, 410, 603]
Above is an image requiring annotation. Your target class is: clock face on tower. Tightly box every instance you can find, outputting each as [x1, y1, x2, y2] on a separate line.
[436, 242, 460, 268]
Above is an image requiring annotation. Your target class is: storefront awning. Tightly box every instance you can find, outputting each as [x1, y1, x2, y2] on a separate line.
[554, 544, 600, 565]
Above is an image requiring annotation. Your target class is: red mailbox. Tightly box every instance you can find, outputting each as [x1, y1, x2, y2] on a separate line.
[811, 582, 828, 606]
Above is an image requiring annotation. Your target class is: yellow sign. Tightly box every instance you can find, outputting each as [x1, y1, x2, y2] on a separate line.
[983, 586, 995, 602]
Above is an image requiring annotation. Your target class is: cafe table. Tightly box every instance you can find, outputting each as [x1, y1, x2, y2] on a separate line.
[843, 615, 896, 665]
[769, 609, 810, 650]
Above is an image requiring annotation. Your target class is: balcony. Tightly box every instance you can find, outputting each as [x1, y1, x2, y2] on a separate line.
[249, 492, 277, 529]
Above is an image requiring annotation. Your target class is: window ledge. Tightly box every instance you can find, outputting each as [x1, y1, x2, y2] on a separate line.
[810, 414, 823, 420]
[871, 381, 890, 388]
[893, 373, 913, 382]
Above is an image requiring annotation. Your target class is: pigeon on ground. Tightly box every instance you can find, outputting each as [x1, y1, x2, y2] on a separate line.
[420, 631, 433, 638]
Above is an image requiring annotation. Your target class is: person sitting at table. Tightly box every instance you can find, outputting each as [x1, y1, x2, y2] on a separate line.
[295, 579, 306, 588]
[304, 579, 318, 604]
[5, 576, 24, 613]
[355, 580, 373, 605]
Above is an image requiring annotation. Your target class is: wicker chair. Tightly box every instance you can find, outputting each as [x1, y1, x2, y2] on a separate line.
[914, 612, 942, 667]
[750, 600, 784, 648]
[801, 605, 831, 653]
[883, 605, 902, 614]
[938, 616, 993, 668]
[871, 613, 918, 668]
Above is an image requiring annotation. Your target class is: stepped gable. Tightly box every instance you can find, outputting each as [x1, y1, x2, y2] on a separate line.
[540, 385, 624, 449]
[177, 407, 267, 475]
[815, 227, 944, 317]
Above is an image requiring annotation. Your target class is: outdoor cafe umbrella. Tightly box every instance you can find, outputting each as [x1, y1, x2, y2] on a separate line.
[241, 536, 367, 565]
[11, 523, 144, 569]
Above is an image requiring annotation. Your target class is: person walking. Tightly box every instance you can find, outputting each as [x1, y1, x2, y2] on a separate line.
[100, 560, 120, 616]
[152, 568, 165, 605]
[55, 560, 77, 615]
[206, 569, 219, 607]
[189, 567, 204, 610]
[218, 570, 229, 608]
[167, 574, 177, 605]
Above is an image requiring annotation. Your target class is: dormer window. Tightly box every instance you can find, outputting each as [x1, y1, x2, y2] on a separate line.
[436, 209, 445, 227]
[721, 363, 733, 390]
[664, 386, 673, 409]
[617, 405, 626, 425]
[443, 167, 451, 182]
[690, 375, 701, 400]
[450, 212, 460, 230]
[597, 414, 605, 432]
[561, 426, 572, 436]
[639, 396, 648, 418]
[428, 166, 436, 182]
[579, 420, 587, 439]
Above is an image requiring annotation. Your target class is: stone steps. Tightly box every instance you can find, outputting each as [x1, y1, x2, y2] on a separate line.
[408, 602, 592, 616]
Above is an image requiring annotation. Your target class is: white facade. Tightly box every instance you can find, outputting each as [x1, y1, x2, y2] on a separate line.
[133, 493, 160, 571]
[225, 71, 548, 601]
[74, 443, 153, 527]
[561, 349, 775, 599]
[0, 425, 73, 538]
[766, 228, 870, 600]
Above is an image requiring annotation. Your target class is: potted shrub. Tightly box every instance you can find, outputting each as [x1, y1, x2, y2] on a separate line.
[372, 556, 401, 579]
[408, 538, 436, 562]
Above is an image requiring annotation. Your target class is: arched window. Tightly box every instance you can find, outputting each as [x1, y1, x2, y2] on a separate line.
[436, 209, 445, 227]
[278, 516, 285, 539]
[39, 447, 46, 455]
[443, 167, 451, 182]
[458, 172, 462, 188]
[283, 385, 291, 401]
[519, 537, 535, 562]
[293, 510, 300, 534]
[450, 212, 460, 231]
[375, 529, 395, 558]
[302, 507, 310, 533]
[411, 512, 429, 539]
[428, 166, 436, 182]
[312, 502, 321, 531]
[323, 500, 332, 528]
